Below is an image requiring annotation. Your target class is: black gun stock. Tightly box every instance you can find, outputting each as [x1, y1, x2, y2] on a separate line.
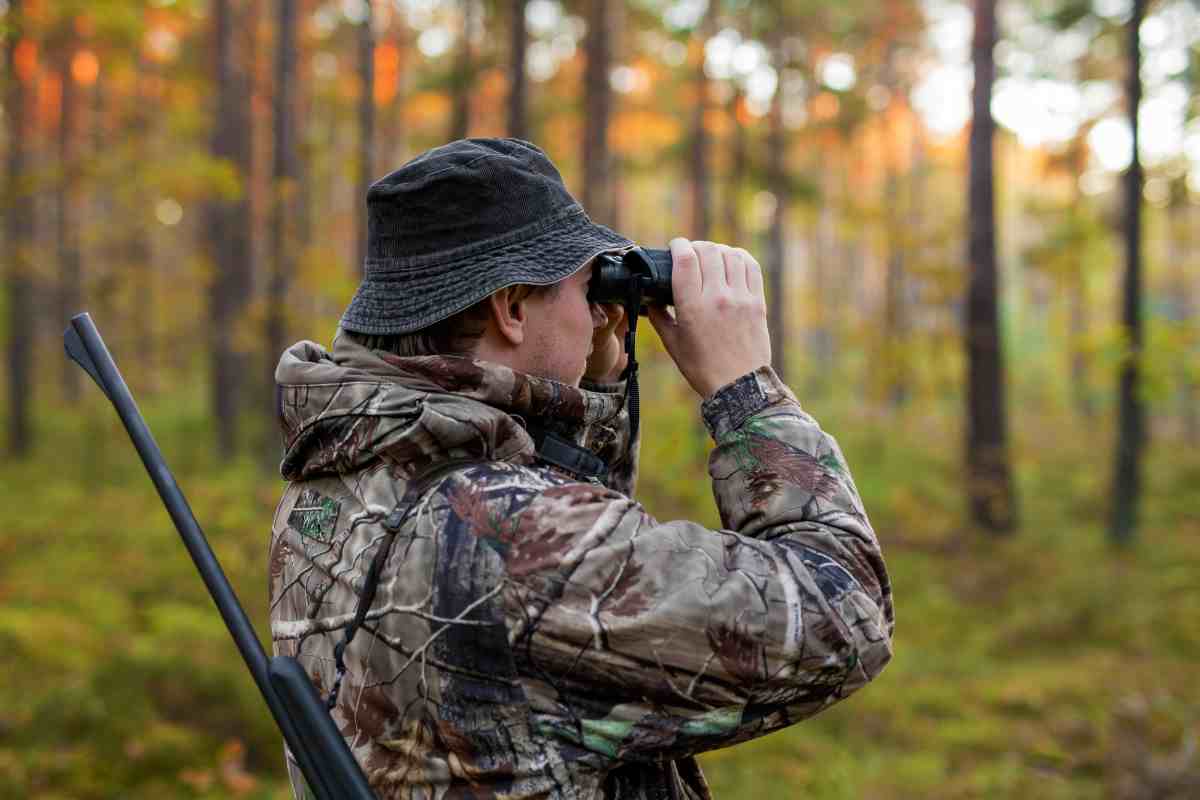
[64, 312, 375, 800]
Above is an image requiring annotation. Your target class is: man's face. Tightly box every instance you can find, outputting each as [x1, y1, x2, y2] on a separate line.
[520, 263, 607, 387]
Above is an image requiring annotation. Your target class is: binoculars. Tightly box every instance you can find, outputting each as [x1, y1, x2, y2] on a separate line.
[587, 247, 673, 312]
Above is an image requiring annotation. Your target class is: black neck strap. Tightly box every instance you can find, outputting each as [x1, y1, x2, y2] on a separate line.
[621, 274, 644, 451]
[527, 425, 609, 481]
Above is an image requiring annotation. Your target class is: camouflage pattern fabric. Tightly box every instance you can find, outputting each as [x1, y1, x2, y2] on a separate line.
[269, 332, 894, 799]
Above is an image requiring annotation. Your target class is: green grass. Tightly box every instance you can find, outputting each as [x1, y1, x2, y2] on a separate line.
[0, 391, 1197, 798]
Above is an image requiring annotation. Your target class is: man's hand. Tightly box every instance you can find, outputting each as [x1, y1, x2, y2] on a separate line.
[583, 303, 628, 385]
[647, 238, 772, 399]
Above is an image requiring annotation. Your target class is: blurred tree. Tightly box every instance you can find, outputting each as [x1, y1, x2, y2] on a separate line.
[356, 0, 375, 276]
[1110, 0, 1147, 543]
[723, 87, 747, 245]
[1032, 129, 1101, 420]
[966, 0, 1017, 532]
[508, 0, 529, 139]
[449, 0, 477, 140]
[207, 0, 255, 459]
[4, 0, 34, 456]
[766, 0, 788, 383]
[53, 23, 84, 404]
[880, 39, 911, 409]
[687, 1, 718, 240]
[130, 51, 155, 386]
[1165, 175, 1196, 444]
[582, 0, 613, 225]
[266, 0, 299, 457]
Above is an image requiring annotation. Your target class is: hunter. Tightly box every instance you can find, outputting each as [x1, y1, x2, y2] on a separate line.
[268, 137, 893, 799]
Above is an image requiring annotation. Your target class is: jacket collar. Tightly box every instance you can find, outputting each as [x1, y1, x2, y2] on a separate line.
[274, 333, 624, 481]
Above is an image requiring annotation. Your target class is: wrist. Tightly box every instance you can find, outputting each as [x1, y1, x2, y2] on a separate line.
[694, 363, 768, 401]
[700, 365, 797, 441]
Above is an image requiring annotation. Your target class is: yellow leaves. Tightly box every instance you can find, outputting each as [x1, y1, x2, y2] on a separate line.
[610, 110, 682, 157]
[812, 91, 840, 123]
[71, 49, 100, 86]
[375, 41, 402, 105]
[13, 39, 38, 83]
[406, 91, 451, 132]
[147, 151, 243, 204]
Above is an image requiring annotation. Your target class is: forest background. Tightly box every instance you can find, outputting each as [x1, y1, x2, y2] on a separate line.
[1, 0, 1198, 797]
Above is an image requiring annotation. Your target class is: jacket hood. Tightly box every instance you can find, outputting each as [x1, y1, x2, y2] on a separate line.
[274, 333, 626, 481]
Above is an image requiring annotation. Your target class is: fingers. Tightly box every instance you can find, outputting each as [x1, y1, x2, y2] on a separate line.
[654, 238, 770, 397]
[692, 241, 726, 298]
[679, 240, 754, 299]
[669, 238, 701, 309]
[739, 248, 764, 298]
[665, 238, 761, 305]
[721, 246, 747, 293]
[600, 303, 625, 333]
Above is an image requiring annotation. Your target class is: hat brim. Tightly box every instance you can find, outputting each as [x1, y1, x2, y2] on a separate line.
[340, 211, 635, 335]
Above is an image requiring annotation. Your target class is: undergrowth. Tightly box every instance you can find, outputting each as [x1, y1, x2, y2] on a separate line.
[0, 387, 1196, 799]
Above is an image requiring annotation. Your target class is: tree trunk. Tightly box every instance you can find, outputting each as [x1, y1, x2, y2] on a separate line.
[766, 15, 788, 383]
[688, 5, 716, 240]
[804, 150, 833, 402]
[1064, 138, 1093, 420]
[1068, 266, 1092, 417]
[508, 0, 528, 140]
[56, 44, 83, 403]
[5, 0, 34, 456]
[356, 0, 375, 276]
[266, 0, 299, 460]
[724, 87, 746, 244]
[582, 0, 612, 225]
[207, 0, 254, 459]
[880, 47, 907, 409]
[965, 0, 1017, 532]
[1171, 199, 1197, 444]
[1109, 0, 1146, 543]
[130, 55, 155, 389]
[449, 0, 475, 141]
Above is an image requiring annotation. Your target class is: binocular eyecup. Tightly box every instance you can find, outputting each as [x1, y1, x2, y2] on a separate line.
[586, 247, 673, 312]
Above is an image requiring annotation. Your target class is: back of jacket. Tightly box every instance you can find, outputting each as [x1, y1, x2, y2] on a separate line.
[269, 334, 894, 800]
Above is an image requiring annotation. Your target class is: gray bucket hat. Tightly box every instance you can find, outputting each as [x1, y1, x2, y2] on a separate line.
[339, 137, 634, 335]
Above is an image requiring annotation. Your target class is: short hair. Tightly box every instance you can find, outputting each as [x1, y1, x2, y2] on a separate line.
[343, 282, 559, 357]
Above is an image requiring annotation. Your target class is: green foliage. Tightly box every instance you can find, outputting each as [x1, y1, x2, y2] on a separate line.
[2, 364, 1199, 797]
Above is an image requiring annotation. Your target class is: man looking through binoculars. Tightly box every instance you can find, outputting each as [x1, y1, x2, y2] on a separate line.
[268, 138, 893, 799]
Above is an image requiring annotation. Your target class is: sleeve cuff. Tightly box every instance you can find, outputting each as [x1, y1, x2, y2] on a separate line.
[580, 377, 626, 394]
[701, 365, 797, 440]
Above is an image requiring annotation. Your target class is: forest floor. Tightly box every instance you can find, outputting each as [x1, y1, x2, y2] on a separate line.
[0, 394, 1197, 799]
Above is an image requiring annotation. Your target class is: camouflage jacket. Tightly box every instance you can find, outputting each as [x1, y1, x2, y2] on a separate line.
[269, 333, 893, 800]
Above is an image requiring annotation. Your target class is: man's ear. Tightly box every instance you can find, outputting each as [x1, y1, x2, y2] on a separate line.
[487, 286, 526, 346]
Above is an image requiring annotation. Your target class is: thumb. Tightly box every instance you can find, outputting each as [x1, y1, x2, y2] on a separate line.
[647, 305, 679, 353]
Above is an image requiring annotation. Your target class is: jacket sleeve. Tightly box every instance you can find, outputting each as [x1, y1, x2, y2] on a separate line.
[497, 366, 893, 762]
[578, 377, 640, 497]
